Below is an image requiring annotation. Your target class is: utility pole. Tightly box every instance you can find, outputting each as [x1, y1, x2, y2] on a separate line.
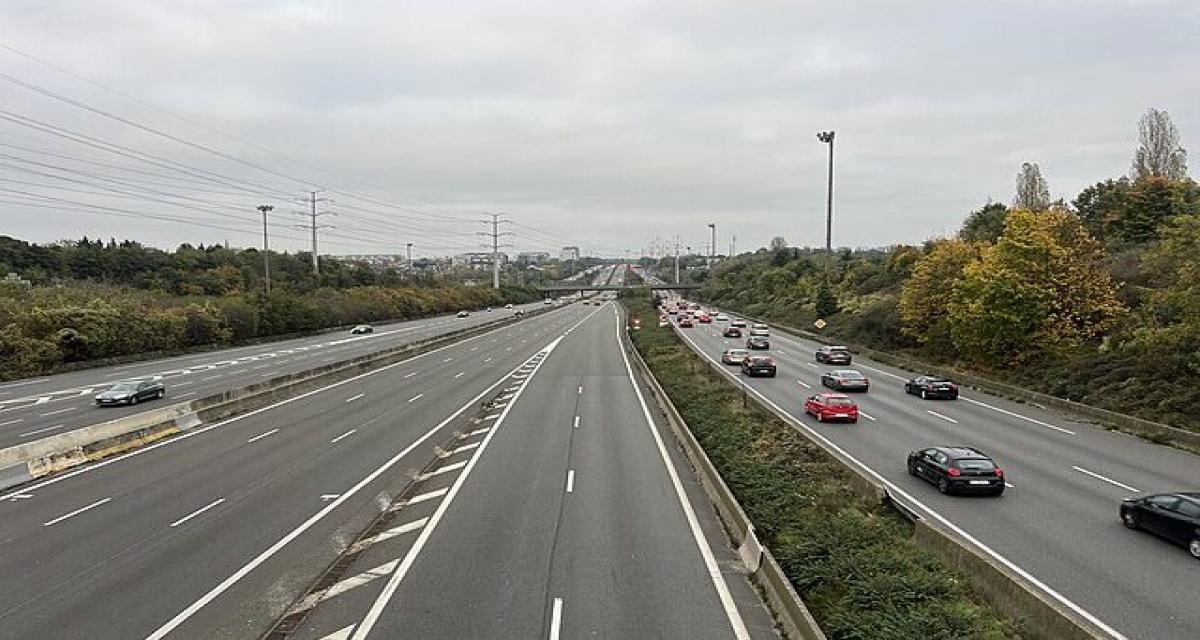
[294, 191, 334, 276]
[817, 130, 836, 281]
[674, 236, 681, 284]
[478, 213, 514, 289]
[256, 204, 273, 294]
[406, 242, 413, 271]
[730, 234, 736, 257]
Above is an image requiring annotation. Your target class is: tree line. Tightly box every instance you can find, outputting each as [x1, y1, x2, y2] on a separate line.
[696, 108, 1200, 431]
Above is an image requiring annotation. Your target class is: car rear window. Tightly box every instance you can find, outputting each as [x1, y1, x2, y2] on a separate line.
[826, 397, 854, 406]
[750, 357, 773, 365]
[954, 458, 996, 471]
[840, 371, 865, 379]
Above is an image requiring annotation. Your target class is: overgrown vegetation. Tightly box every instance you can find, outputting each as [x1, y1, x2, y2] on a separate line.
[688, 108, 1200, 432]
[0, 237, 540, 379]
[624, 295, 1018, 640]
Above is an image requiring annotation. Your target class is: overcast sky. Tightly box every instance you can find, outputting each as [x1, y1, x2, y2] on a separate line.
[0, 0, 1197, 258]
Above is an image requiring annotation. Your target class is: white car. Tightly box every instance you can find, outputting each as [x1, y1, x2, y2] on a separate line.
[750, 323, 770, 337]
[457, 310, 470, 318]
[716, 314, 729, 321]
[505, 303, 513, 309]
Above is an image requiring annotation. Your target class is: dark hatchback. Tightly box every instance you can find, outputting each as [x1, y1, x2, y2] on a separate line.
[907, 446, 1005, 496]
[746, 336, 770, 350]
[815, 346, 852, 365]
[741, 355, 777, 377]
[1120, 493, 1200, 559]
[905, 376, 959, 400]
[95, 379, 166, 406]
[723, 326, 743, 338]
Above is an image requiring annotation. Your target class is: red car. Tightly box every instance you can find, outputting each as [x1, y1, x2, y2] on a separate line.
[804, 393, 859, 423]
[697, 313, 713, 323]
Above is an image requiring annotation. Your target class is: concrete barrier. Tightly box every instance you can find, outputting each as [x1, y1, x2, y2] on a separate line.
[709, 307, 1200, 451]
[663, 308, 1112, 640]
[621, 311, 827, 640]
[0, 307, 557, 492]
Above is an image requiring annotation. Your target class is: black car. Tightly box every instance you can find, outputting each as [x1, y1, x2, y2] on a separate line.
[905, 376, 959, 400]
[821, 369, 869, 392]
[95, 379, 166, 406]
[741, 355, 777, 377]
[1121, 493, 1200, 559]
[723, 326, 743, 338]
[746, 336, 770, 350]
[815, 345, 852, 365]
[907, 446, 1005, 496]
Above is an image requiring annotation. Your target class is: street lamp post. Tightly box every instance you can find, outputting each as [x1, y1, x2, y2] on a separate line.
[406, 242, 413, 271]
[256, 204, 274, 294]
[816, 130, 835, 280]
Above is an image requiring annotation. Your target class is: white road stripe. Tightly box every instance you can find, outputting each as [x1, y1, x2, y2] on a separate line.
[319, 625, 354, 640]
[960, 397, 1076, 435]
[565, 470, 575, 493]
[443, 357, 453, 362]
[350, 518, 431, 553]
[549, 597, 564, 640]
[345, 393, 364, 403]
[408, 394, 423, 403]
[454, 372, 465, 379]
[483, 414, 501, 421]
[407, 487, 449, 505]
[19, 424, 66, 438]
[926, 410, 958, 424]
[247, 428, 279, 443]
[169, 498, 226, 528]
[573, 416, 580, 429]
[291, 559, 400, 614]
[858, 411, 877, 421]
[467, 427, 491, 436]
[796, 379, 811, 389]
[419, 461, 468, 480]
[404, 372, 418, 379]
[176, 392, 197, 399]
[577, 385, 583, 394]
[805, 363, 818, 368]
[448, 441, 480, 455]
[0, 418, 24, 426]
[483, 357, 493, 363]
[43, 497, 111, 527]
[1072, 466, 1140, 492]
[39, 406, 76, 417]
[330, 429, 357, 444]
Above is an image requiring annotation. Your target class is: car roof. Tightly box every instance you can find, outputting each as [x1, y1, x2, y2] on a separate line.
[930, 446, 990, 459]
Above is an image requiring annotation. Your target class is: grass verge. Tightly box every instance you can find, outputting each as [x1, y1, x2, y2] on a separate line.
[623, 295, 1021, 640]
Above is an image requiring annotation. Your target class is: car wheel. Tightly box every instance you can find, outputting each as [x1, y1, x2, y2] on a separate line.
[907, 461, 918, 477]
[816, 412, 824, 423]
[1189, 537, 1200, 560]
[157, 390, 165, 399]
[920, 389, 927, 400]
[937, 477, 950, 494]
[1122, 510, 1139, 530]
[130, 395, 138, 405]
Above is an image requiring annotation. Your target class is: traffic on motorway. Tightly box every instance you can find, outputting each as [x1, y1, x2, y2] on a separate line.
[661, 293, 1200, 640]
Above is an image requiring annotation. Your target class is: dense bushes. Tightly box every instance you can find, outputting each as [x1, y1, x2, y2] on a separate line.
[626, 296, 1017, 640]
[0, 282, 539, 380]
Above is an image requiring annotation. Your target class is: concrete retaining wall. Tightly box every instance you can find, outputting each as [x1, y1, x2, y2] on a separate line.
[0, 307, 555, 493]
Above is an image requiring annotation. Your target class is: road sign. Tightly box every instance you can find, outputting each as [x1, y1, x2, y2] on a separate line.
[813, 318, 827, 329]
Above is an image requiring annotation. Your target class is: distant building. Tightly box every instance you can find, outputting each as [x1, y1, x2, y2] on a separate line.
[454, 252, 509, 269]
[560, 246, 580, 262]
[517, 251, 551, 266]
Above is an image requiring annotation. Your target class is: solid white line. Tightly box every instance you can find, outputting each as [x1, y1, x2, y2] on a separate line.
[926, 410, 958, 424]
[408, 394, 423, 403]
[348, 335, 571, 640]
[0, 418, 24, 426]
[345, 393, 365, 403]
[1072, 466, 1140, 492]
[549, 597, 563, 640]
[577, 385, 583, 394]
[616, 315, 751, 640]
[404, 372, 417, 379]
[39, 407, 75, 417]
[573, 416, 580, 429]
[408, 487, 449, 505]
[859, 411, 877, 422]
[454, 372, 465, 379]
[672, 327, 1128, 640]
[169, 498, 226, 528]
[419, 461, 468, 480]
[565, 470, 575, 493]
[330, 429, 357, 444]
[43, 497, 111, 527]
[960, 397, 1076, 435]
[19, 424, 66, 438]
[246, 428, 279, 443]
[796, 379, 811, 389]
[139, 320, 573, 640]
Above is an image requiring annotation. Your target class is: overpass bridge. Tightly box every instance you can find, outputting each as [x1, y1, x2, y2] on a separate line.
[538, 283, 700, 294]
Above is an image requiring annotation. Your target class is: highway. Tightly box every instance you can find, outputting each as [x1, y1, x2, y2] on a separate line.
[0, 301, 549, 448]
[669, 297, 1200, 640]
[0, 298, 777, 639]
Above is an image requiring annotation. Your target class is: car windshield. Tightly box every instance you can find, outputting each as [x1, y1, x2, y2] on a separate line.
[109, 382, 139, 392]
[954, 458, 996, 471]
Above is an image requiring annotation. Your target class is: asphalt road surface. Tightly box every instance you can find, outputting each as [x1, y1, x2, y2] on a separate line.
[0, 301, 549, 449]
[671, 299, 1200, 640]
[0, 300, 776, 640]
